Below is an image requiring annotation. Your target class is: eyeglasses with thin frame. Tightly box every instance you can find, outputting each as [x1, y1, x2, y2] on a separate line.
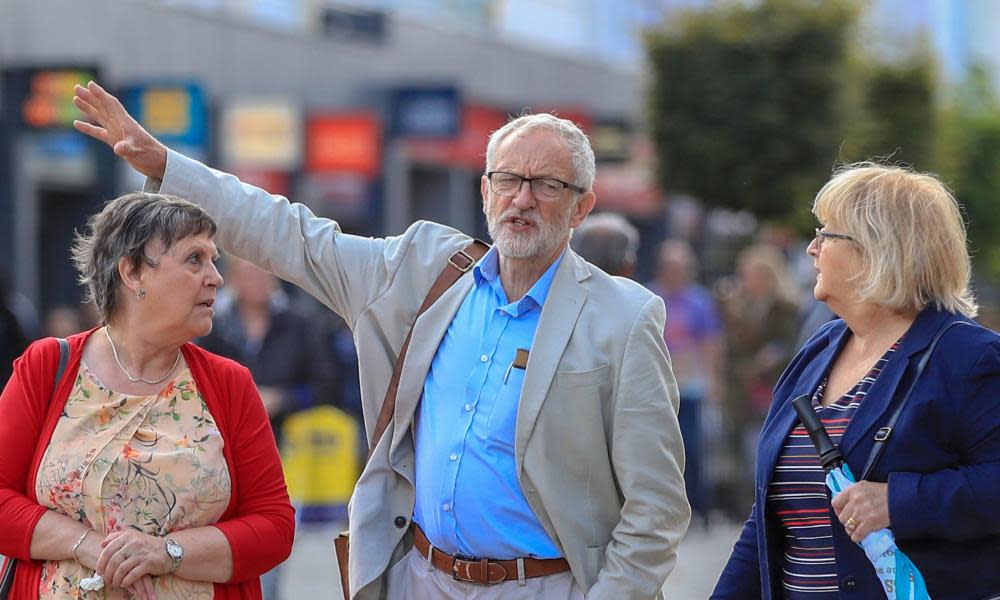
[486, 171, 585, 201]
[813, 228, 855, 250]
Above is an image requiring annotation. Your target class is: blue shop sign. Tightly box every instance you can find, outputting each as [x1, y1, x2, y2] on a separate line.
[122, 82, 208, 150]
[390, 87, 460, 139]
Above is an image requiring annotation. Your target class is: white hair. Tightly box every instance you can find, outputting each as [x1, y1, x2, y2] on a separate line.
[485, 113, 596, 191]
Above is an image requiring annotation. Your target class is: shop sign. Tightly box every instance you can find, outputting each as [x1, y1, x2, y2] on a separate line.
[305, 112, 380, 176]
[221, 100, 302, 170]
[121, 82, 208, 149]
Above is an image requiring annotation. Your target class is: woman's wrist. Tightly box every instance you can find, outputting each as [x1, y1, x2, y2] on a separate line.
[71, 529, 92, 562]
[73, 531, 102, 570]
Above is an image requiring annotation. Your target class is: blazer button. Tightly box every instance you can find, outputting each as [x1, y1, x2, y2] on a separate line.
[394, 516, 408, 529]
[840, 575, 857, 590]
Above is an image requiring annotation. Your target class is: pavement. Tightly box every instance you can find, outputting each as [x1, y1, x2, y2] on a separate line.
[281, 518, 743, 599]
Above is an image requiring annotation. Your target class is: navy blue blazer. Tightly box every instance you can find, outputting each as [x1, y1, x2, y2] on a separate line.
[712, 307, 1000, 599]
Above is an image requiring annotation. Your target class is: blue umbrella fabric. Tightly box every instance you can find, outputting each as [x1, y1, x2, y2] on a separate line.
[826, 464, 930, 600]
[791, 395, 931, 600]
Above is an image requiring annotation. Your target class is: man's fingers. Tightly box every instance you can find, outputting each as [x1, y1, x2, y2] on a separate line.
[72, 95, 99, 118]
[86, 80, 114, 104]
[73, 83, 97, 106]
[73, 120, 109, 143]
[87, 80, 129, 116]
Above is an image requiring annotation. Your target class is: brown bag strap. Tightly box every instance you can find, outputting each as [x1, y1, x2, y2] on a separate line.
[367, 239, 490, 459]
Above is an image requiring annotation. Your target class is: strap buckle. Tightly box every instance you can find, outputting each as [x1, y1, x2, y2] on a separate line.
[448, 250, 476, 273]
[874, 426, 892, 442]
[452, 555, 506, 584]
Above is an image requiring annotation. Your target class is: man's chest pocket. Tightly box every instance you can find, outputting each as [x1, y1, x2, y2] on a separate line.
[554, 363, 611, 389]
[485, 367, 528, 439]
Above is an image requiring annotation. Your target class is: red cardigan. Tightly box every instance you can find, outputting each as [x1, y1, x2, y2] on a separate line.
[0, 329, 295, 599]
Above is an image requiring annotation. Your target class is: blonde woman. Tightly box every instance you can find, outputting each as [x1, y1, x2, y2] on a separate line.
[713, 164, 1000, 599]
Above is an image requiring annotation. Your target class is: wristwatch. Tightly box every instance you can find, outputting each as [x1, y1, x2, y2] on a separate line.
[165, 537, 184, 573]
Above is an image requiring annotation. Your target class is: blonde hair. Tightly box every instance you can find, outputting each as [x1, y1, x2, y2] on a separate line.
[812, 163, 977, 317]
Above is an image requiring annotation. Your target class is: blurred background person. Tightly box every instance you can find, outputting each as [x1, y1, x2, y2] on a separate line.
[646, 239, 723, 527]
[1, 265, 31, 388]
[197, 255, 339, 600]
[713, 164, 1000, 599]
[570, 211, 640, 278]
[715, 243, 800, 516]
[198, 256, 339, 438]
[42, 305, 85, 339]
[0, 192, 294, 600]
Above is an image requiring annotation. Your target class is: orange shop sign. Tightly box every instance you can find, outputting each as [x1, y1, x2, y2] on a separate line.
[305, 112, 380, 177]
[21, 68, 96, 128]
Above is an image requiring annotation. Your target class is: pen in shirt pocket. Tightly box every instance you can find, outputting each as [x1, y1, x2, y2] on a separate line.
[503, 348, 530, 383]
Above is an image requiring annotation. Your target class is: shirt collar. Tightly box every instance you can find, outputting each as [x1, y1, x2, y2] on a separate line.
[473, 245, 566, 312]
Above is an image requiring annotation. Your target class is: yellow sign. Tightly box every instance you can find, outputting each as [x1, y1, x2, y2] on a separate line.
[221, 100, 302, 169]
[142, 89, 191, 136]
[281, 406, 359, 506]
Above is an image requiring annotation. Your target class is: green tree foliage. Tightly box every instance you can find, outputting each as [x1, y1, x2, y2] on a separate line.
[847, 47, 939, 171]
[939, 68, 1000, 282]
[646, 0, 858, 222]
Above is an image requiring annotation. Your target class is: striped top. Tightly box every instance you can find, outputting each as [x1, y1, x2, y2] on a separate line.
[768, 340, 900, 597]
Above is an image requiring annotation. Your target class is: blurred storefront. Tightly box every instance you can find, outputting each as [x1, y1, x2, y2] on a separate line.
[0, 0, 650, 311]
[0, 66, 116, 316]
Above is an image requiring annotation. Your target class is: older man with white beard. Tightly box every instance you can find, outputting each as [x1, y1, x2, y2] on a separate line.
[73, 81, 689, 600]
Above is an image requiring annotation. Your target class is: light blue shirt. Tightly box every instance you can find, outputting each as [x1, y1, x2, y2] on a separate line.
[412, 246, 564, 559]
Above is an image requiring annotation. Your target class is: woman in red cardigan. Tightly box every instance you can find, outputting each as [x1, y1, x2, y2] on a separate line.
[0, 192, 294, 600]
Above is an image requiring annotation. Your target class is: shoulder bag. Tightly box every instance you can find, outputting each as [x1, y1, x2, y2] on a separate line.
[0, 337, 70, 600]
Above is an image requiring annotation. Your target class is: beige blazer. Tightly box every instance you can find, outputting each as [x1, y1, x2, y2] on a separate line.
[150, 150, 690, 600]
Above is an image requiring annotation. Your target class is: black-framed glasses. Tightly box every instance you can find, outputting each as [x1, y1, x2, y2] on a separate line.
[813, 228, 855, 250]
[486, 171, 585, 201]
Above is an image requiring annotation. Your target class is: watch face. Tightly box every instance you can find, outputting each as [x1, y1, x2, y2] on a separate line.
[167, 539, 183, 559]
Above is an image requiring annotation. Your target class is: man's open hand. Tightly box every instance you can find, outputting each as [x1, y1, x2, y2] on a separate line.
[73, 80, 168, 180]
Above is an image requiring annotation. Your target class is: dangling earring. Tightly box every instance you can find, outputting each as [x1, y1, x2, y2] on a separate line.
[137, 288, 146, 300]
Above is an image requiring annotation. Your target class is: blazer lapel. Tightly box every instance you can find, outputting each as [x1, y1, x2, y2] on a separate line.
[514, 252, 589, 473]
[389, 273, 476, 456]
[838, 307, 951, 460]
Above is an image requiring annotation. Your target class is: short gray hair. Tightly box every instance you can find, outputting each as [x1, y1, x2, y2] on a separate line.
[485, 113, 596, 192]
[813, 163, 977, 317]
[571, 212, 639, 276]
[71, 192, 217, 323]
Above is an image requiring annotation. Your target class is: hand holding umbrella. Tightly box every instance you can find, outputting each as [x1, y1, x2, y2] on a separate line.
[791, 395, 931, 600]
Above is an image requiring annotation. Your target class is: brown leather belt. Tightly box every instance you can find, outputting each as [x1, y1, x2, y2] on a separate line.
[412, 524, 570, 585]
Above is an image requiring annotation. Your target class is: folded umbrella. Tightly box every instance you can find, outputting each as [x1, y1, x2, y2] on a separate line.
[792, 395, 931, 600]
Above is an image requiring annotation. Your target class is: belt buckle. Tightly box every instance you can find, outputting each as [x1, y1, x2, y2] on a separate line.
[452, 554, 505, 585]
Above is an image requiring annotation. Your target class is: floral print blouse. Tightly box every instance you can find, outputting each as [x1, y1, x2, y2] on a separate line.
[35, 362, 232, 599]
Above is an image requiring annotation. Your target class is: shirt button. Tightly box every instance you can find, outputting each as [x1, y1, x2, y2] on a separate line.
[499, 310, 507, 316]
[450, 453, 458, 461]
[394, 516, 407, 528]
[464, 404, 472, 412]
[443, 503, 451, 512]
[480, 354, 489, 362]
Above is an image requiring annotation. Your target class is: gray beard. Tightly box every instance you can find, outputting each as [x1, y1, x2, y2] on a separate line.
[487, 206, 571, 259]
